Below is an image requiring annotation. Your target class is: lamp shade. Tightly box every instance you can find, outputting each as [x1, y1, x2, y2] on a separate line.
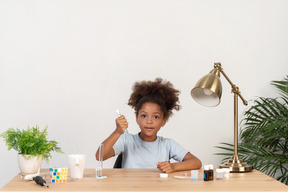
[191, 68, 222, 107]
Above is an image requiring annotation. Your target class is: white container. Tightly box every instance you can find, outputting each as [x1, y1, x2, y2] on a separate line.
[223, 168, 230, 179]
[68, 154, 86, 179]
[215, 169, 224, 180]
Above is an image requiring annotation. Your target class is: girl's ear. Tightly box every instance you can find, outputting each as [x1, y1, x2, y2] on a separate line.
[162, 118, 167, 127]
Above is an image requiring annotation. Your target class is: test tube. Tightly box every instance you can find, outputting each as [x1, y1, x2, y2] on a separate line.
[96, 144, 104, 178]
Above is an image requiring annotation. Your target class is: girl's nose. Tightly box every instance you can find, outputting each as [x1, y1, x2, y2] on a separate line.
[146, 117, 153, 124]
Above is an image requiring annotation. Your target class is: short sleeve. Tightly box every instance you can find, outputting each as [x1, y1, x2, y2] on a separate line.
[112, 134, 125, 156]
[168, 139, 189, 162]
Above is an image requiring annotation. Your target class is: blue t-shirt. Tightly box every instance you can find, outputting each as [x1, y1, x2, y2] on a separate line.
[113, 133, 189, 168]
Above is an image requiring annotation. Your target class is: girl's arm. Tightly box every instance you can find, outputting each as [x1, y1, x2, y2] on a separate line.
[157, 152, 202, 173]
[95, 115, 128, 161]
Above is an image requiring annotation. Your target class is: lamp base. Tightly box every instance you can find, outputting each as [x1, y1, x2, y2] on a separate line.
[219, 155, 253, 172]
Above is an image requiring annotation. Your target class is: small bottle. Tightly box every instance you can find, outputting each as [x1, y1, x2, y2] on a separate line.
[208, 164, 214, 180]
[203, 165, 209, 181]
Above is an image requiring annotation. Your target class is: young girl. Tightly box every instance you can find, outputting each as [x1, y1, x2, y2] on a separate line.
[96, 78, 202, 173]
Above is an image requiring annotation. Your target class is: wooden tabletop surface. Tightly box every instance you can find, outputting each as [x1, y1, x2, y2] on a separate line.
[1, 168, 287, 192]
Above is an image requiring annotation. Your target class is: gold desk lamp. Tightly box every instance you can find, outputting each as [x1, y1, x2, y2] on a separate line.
[191, 62, 253, 172]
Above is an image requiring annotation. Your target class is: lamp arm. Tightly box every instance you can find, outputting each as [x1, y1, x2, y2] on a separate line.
[214, 63, 248, 106]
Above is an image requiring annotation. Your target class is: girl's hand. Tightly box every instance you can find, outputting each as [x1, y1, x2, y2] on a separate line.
[115, 115, 128, 135]
[157, 161, 175, 173]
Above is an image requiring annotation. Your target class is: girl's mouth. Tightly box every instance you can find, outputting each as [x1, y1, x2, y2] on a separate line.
[145, 127, 154, 130]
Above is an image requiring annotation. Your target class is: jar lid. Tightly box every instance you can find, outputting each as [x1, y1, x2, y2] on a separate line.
[160, 173, 168, 178]
[204, 165, 209, 170]
[216, 168, 224, 172]
[223, 168, 230, 173]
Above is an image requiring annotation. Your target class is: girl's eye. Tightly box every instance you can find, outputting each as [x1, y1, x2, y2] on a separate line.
[141, 115, 146, 118]
[154, 116, 159, 119]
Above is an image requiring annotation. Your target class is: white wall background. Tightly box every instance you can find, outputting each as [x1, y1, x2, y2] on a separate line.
[1, 0, 288, 188]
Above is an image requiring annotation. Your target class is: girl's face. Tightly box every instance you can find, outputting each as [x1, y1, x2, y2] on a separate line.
[136, 102, 167, 142]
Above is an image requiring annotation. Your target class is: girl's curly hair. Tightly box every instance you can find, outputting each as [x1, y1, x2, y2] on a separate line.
[128, 78, 181, 120]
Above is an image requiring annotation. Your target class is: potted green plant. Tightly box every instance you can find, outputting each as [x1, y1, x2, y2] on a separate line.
[0, 125, 64, 174]
[215, 76, 288, 185]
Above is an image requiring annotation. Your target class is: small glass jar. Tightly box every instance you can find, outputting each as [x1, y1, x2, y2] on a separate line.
[215, 169, 224, 180]
[191, 170, 199, 181]
[223, 168, 230, 180]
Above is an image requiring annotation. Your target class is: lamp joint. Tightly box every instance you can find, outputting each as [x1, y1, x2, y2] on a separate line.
[231, 85, 240, 94]
[214, 62, 222, 70]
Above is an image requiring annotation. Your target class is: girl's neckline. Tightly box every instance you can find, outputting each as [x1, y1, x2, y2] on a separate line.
[137, 132, 158, 143]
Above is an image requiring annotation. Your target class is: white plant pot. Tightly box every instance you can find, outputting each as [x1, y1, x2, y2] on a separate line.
[18, 154, 43, 174]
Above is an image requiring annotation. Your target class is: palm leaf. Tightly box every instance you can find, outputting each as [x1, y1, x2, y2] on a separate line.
[271, 75, 288, 99]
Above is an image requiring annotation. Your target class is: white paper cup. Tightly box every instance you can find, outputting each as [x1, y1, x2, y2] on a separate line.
[68, 154, 86, 179]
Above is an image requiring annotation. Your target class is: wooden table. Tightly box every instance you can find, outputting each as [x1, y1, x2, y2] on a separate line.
[1, 169, 287, 192]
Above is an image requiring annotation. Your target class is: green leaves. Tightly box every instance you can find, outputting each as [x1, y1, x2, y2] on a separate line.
[271, 76, 288, 100]
[215, 76, 288, 185]
[0, 125, 64, 162]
